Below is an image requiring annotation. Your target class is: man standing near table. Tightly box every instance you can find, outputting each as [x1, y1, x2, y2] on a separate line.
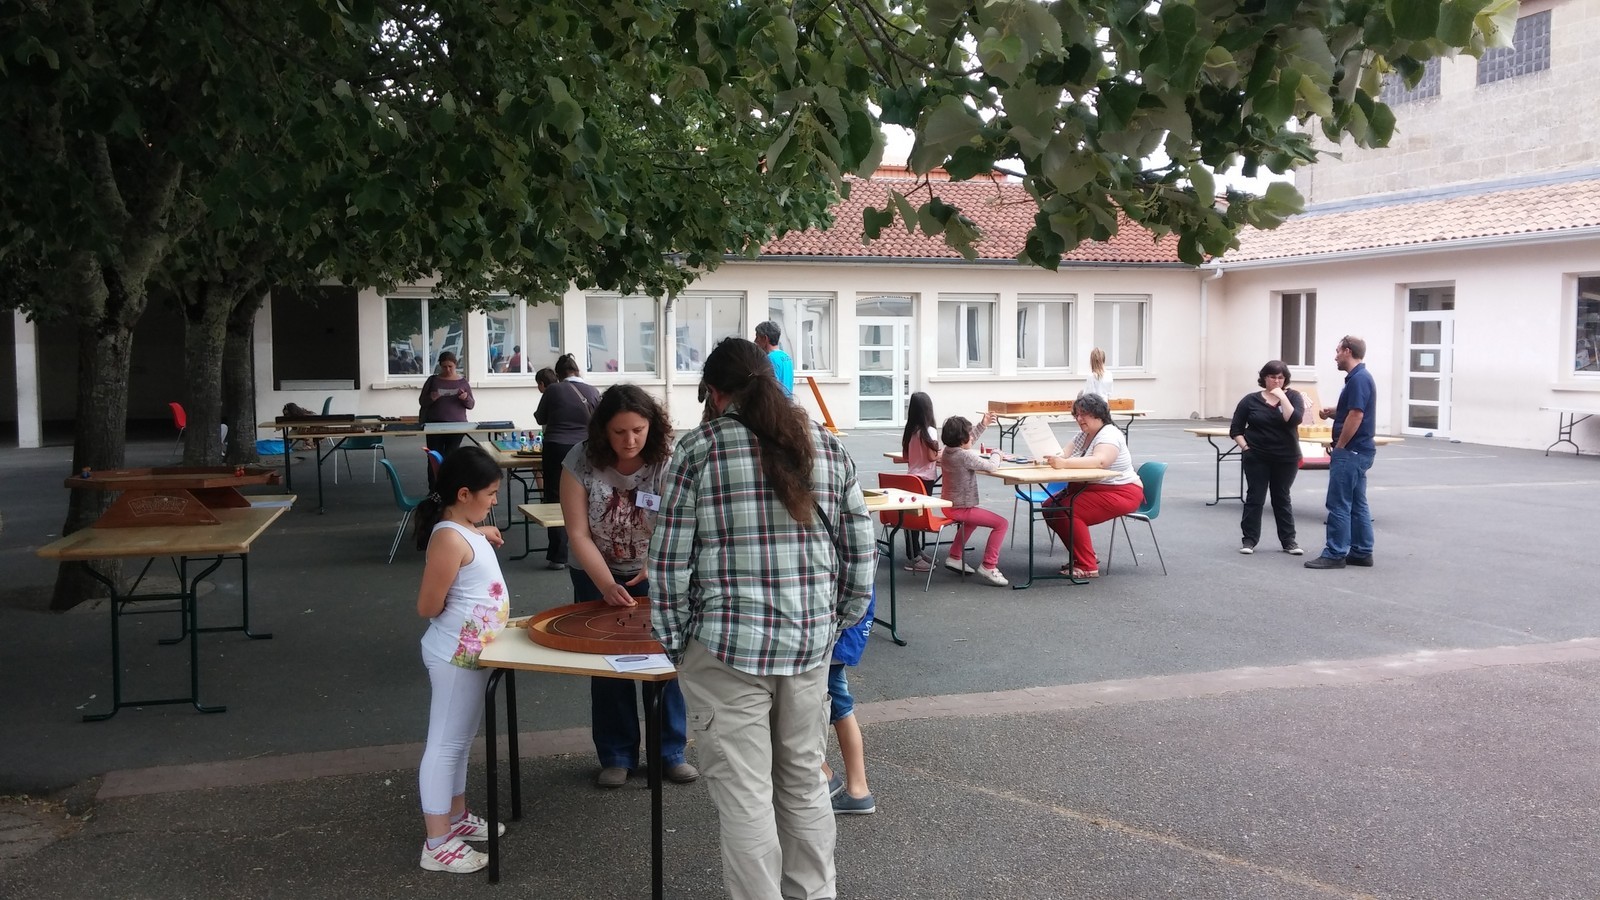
[1307, 335, 1377, 570]
[650, 337, 875, 900]
[754, 321, 795, 397]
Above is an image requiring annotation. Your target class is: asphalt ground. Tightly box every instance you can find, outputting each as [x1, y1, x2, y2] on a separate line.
[1, 420, 1596, 898]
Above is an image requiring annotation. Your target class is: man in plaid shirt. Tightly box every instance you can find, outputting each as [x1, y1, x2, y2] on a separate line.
[650, 338, 876, 900]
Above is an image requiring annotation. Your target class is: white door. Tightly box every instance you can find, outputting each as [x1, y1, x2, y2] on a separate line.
[1403, 287, 1455, 435]
[858, 318, 910, 423]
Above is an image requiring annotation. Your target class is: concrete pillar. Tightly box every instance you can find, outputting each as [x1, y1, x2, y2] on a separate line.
[14, 309, 40, 449]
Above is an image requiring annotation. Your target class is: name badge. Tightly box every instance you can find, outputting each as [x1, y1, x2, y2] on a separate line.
[635, 491, 661, 511]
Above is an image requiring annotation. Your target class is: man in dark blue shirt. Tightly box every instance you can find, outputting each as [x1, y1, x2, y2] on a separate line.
[1307, 335, 1377, 569]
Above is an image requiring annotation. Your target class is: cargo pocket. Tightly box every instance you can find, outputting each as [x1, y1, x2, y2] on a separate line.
[688, 707, 720, 776]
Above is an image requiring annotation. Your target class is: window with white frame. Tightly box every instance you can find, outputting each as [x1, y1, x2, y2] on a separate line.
[1016, 294, 1073, 370]
[675, 291, 744, 372]
[585, 293, 657, 375]
[1575, 277, 1600, 374]
[937, 294, 996, 370]
[1278, 291, 1317, 366]
[484, 297, 562, 376]
[385, 295, 470, 376]
[768, 293, 834, 372]
[1092, 295, 1148, 368]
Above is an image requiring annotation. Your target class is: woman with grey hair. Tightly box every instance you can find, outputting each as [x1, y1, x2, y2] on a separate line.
[1036, 394, 1144, 579]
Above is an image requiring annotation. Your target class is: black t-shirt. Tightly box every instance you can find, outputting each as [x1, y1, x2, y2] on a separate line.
[1228, 389, 1305, 458]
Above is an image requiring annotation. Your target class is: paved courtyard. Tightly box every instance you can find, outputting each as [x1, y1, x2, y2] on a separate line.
[0, 419, 1595, 898]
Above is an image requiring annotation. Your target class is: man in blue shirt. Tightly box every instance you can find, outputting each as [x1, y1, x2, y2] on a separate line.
[1307, 335, 1378, 569]
[754, 321, 795, 397]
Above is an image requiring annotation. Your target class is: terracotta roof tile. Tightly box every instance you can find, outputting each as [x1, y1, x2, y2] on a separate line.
[1224, 177, 1600, 264]
[760, 177, 1183, 265]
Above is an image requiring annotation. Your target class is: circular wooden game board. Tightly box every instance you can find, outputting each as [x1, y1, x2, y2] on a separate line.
[525, 600, 664, 655]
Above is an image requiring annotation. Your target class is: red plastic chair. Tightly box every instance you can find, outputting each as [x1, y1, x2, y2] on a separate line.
[424, 447, 444, 483]
[168, 402, 187, 453]
[878, 473, 958, 591]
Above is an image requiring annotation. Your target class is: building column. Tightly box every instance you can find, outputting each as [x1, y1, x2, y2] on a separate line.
[14, 309, 41, 448]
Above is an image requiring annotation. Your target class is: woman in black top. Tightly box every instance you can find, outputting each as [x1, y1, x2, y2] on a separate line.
[1228, 360, 1305, 555]
[533, 354, 601, 569]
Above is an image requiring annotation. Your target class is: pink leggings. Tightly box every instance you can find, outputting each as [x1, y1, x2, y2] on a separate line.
[945, 506, 1008, 568]
[1042, 482, 1144, 571]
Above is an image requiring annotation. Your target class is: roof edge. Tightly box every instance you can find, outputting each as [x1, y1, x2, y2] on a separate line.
[745, 254, 1193, 269]
[1216, 224, 1600, 270]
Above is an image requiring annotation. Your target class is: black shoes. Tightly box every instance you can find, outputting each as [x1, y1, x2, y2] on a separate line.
[1304, 555, 1374, 569]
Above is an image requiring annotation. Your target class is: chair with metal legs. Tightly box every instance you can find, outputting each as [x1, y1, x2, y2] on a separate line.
[1104, 461, 1168, 575]
[878, 473, 959, 591]
[379, 459, 424, 563]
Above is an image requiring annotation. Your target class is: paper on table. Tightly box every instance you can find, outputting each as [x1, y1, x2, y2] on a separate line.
[1018, 416, 1063, 460]
[605, 653, 672, 673]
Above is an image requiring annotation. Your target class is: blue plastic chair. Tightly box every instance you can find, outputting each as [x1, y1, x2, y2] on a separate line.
[1104, 461, 1168, 575]
[335, 435, 387, 483]
[379, 459, 424, 564]
[1011, 482, 1067, 554]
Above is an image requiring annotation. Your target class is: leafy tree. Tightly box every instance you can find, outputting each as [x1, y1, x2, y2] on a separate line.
[1, 0, 1513, 608]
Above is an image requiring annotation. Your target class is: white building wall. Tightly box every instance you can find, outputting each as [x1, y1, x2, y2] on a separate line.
[252, 262, 1206, 439]
[1215, 238, 1600, 451]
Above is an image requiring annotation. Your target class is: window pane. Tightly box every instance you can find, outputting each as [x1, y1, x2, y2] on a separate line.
[386, 297, 425, 375]
[1018, 297, 1072, 369]
[524, 301, 562, 374]
[937, 303, 960, 368]
[966, 304, 992, 367]
[1304, 294, 1316, 366]
[485, 301, 520, 374]
[623, 296, 655, 374]
[770, 294, 833, 372]
[1411, 320, 1442, 344]
[586, 295, 617, 373]
[1280, 294, 1302, 366]
[1577, 277, 1600, 372]
[677, 293, 743, 372]
[1116, 303, 1143, 367]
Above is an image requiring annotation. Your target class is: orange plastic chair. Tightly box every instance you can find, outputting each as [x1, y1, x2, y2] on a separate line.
[168, 402, 187, 453]
[877, 473, 958, 591]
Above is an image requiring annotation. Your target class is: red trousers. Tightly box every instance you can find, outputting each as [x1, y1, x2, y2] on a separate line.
[1042, 481, 1144, 571]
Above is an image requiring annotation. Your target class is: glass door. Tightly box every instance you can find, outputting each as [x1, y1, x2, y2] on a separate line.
[858, 318, 910, 423]
[1404, 286, 1455, 435]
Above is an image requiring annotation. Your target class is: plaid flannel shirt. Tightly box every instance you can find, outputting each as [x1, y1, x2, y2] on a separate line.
[648, 414, 877, 676]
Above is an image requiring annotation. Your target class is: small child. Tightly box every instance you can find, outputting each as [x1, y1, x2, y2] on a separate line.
[822, 590, 877, 814]
[901, 396, 995, 573]
[414, 446, 511, 874]
[937, 416, 1010, 587]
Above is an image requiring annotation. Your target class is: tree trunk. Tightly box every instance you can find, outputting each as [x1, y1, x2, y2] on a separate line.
[223, 289, 266, 465]
[179, 282, 228, 466]
[51, 301, 139, 610]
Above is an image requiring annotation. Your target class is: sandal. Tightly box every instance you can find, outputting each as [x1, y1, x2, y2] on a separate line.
[1060, 566, 1099, 579]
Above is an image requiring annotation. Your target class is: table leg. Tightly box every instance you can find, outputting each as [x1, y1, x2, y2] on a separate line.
[282, 434, 294, 493]
[314, 438, 344, 514]
[1013, 485, 1087, 589]
[506, 670, 522, 819]
[1545, 412, 1589, 456]
[644, 681, 665, 900]
[484, 668, 506, 884]
[183, 556, 228, 714]
[1205, 436, 1243, 505]
[159, 554, 272, 643]
[872, 522, 908, 646]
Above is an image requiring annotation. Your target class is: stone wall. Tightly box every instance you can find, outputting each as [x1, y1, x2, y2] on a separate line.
[1297, 0, 1600, 203]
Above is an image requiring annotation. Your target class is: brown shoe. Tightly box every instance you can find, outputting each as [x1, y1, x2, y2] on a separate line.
[665, 762, 700, 784]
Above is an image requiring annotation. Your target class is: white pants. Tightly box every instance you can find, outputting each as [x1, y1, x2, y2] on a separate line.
[679, 639, 836, 900]
[418, 647, 489, 816]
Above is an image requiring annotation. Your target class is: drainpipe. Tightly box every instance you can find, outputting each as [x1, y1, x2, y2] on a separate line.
[662, 289, 677, 424]
[1198, 264, 1225, 419]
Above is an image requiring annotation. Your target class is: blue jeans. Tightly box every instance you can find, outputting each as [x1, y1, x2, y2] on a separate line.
[569, 568, 688, 768]
[826, 664, 854, 724]
[1321, 447, 1374, 559]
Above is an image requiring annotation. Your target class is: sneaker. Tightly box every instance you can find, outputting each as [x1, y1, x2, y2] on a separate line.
[448, 811, 505, 842]
[832, 791, 876, 815]
[903, 557, 933, 573]
[975, 566, 1009, 587]
[1283, 543, 1304, 556]
[1238, 543, 1255, 555]
[944, 558, 976, 575]
[665, 762, 700, 784]
[826, 772, 845, 799]
[1347, 555, 1374, 567]
[420, 836, 488, 873]
[595, 766, 630, 788]
[1304, 556, 1346, 570]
